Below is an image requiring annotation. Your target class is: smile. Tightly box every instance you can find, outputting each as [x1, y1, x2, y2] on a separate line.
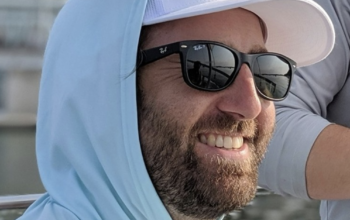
[199, 134, 244, 149]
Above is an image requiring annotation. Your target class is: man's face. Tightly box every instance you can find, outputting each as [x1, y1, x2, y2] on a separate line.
[137, 8, 275, 219]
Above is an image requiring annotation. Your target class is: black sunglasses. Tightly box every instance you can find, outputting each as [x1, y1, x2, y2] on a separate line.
[137, 40, 296, 101]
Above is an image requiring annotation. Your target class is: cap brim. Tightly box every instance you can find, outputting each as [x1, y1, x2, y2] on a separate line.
[143, 0, 335, 67]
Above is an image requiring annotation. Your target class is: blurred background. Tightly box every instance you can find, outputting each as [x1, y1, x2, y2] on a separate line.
[0, 0, 65, 197]
[0, 0, 321, 219]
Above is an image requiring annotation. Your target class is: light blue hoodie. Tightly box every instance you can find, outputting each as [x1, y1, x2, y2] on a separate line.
[18, 0, 171, 219]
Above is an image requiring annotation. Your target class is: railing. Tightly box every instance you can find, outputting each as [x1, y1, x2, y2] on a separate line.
[0, 194, 42, 210]
[0, 194, 42, 220]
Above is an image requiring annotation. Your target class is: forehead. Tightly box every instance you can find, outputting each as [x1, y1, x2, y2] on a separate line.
[144, 8, 266, 53]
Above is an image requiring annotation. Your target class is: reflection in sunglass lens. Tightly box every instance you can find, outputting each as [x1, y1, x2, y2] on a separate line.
[252, 55, 291, 99]
[186, 44, 236, 89]
[182, 42, 292, 100]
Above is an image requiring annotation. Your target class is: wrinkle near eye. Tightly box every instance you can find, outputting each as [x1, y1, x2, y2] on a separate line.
[158, 65, 183, 81]
[164, 54, 181, 64]
[159, 55, 182, 73]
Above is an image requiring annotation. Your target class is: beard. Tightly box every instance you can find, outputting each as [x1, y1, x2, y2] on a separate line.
[137, 90, 273, 219]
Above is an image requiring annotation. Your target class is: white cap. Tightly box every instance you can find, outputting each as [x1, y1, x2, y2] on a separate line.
[143, 0, 335, 67]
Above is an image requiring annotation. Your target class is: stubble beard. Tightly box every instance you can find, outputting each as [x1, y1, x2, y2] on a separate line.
[137, 93, 273, 219]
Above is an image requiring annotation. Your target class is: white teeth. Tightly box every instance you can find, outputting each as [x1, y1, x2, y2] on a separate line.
[199, 134, 244, 150]
[224, 136, 233, 149]
[232, 137, 243, 149]
[207, 134, 216, 147]
[216, 135, 224, 148]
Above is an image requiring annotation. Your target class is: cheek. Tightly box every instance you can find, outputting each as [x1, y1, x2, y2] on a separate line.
[139, 64, 225, 128]
[147, 83, 216, 129]
[158, 90, 207, 123]
[257, 100, 276, 130]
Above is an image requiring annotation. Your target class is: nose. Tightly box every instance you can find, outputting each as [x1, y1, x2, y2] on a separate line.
[216, 64, 262, 120]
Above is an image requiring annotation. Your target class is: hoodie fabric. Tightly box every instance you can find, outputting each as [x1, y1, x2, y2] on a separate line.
[18, 0, 171, 219]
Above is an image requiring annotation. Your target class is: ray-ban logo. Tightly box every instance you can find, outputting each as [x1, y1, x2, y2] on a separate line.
[159, 47, 167, 54]
[193, 45, 205, 51]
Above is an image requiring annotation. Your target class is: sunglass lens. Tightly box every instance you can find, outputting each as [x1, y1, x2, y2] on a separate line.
[252, 55, 291, 99]
[186, 44, 236, 90]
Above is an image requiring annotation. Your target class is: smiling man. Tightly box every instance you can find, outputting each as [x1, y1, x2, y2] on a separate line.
[137, 9, 275, 219]
[18, 0, 334, 220]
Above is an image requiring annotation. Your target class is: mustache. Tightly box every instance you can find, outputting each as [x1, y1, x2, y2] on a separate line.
[190, 113, 258, 139]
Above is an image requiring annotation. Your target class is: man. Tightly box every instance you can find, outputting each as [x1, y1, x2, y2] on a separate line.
[258, 0, 350, 219]
[18, 0, 334, 219]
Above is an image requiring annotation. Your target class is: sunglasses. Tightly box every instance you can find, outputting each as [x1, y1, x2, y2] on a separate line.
[137, 40, 296, 101]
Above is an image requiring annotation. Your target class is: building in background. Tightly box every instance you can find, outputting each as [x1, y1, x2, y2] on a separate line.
[0, 0, 66, 197]
[0, 0, 66, 126]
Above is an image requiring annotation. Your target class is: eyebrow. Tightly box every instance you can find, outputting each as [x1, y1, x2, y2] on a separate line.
[248, 45, 268, 54]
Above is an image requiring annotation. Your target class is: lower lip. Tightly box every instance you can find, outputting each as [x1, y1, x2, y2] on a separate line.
[194, 141, 250, 161]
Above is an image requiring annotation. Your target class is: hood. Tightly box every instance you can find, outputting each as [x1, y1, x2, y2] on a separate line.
[19, 0, 171, 219]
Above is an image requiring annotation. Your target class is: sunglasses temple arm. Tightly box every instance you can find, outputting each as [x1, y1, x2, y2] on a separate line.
[138, 42, 181, 67]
